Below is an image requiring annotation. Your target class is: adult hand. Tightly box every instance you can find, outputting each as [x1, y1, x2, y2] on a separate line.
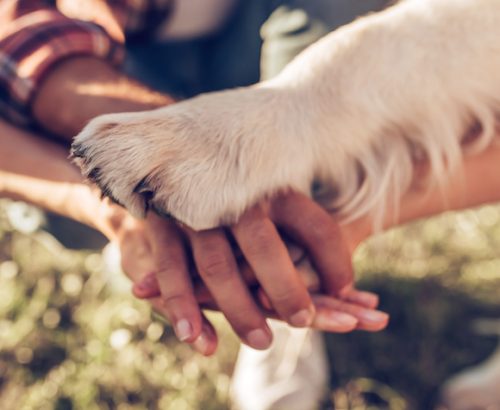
[0, 118, 385, 354]
[132, 191, 389, 354]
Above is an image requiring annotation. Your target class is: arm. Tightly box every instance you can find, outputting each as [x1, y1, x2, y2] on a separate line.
[0, 120, 224, 353]
[31, 56, 173, 139]
[0, 118, 119, 237]
[24, 56, 383, 346]
[138, 143, 500, 332]
[0, 0, 173, 133]
[0, 0, 388, 352]
[343, 144, 500, 250]
[0, 0, 175, 221]
[0, 120, 389, 354]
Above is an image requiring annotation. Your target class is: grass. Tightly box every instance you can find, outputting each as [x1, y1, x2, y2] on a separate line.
[1, 199, 500, 409]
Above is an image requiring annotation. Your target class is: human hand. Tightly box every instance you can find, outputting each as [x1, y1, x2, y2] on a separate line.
[131, 191, 388, 355]
[91, 204, 218, 355]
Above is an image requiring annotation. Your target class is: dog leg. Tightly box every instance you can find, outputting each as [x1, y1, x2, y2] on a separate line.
[73, 0, 500, 230]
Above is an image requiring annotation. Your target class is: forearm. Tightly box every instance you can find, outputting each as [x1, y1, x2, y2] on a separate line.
[32, 57, 174, 139]
[344, 143, 500, 249]
[0, 119, 122, 238]
[394, 146, 500, 223]
[1, 0, 174, 134]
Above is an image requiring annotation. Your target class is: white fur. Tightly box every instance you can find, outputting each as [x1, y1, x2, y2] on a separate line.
[73, 0, 500, 231]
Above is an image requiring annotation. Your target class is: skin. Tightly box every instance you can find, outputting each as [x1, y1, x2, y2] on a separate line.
[0, 117, 389, 354]
[1, 55, 387, 354]
[5, 99, 499, 356]
[5, 2, 500, 355]
[135, 141, 500, 354]
[6, 53, 500, 354]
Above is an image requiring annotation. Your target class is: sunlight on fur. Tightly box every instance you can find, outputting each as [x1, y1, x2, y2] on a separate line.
[73, 0, 500, 231]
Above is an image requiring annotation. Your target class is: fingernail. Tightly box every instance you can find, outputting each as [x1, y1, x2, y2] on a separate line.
[136, 272, 156, 290]
[193, 332, 210, 355]
[355, 292, 379, 308]
[360, 310, 389, 323]
[175, 319, 193, 342]
[246, 328, 272, 350]
[289, 306, 315, 327]
[316, 312, 358, 329]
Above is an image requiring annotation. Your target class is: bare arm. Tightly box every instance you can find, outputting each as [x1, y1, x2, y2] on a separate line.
[344, 144, 500, 250]
[0, 118, 121, 237]
[0, 0, 174, 135]
[32, 57, 173, 139]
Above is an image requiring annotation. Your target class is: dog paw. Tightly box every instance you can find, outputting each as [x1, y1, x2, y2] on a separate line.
[72, 86, 315, 230]
[73, 0, 500, 231]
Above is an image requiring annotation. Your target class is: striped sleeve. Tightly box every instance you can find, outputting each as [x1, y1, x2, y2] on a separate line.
[0, 7, 124, 125]
[0, 0, 174, 126]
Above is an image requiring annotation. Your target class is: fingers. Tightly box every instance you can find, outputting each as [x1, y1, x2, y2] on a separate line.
[145, 214, 203, 344]
[186, 227, 273, 350]
[133, 271, 229, 309]
[232, 205, 315, 327]
[136, 264, 386, 335]
[312, 294, 389, 332]
[270, 191, 354, 296]
[151, 297, 218, 356]
[342, 288, 379, 309]
[257, 289, 386, 333]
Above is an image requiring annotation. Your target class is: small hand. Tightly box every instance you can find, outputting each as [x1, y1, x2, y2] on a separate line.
[138, 271, 388, 335]
[100, 210, 219, 355]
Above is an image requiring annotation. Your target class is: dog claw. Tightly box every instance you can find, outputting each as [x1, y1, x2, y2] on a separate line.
[70, 144, 87, 160]
[133, 176, 151, 195]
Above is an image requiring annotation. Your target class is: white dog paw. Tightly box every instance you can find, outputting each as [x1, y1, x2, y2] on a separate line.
[72, 86, 314, 230]
[73, 0, 500, 231]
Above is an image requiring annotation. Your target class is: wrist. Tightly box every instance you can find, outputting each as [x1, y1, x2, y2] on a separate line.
[341, 218, 372, 253]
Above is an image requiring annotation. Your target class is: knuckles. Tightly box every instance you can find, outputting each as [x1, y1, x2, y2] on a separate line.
[198, 254, 236, 281]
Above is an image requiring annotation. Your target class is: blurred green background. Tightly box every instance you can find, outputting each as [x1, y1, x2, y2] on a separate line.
[1, 199, 500, 410]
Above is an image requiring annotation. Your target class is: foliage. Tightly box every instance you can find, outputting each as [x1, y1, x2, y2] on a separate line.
[0, 201, 237, 410]
[1, 200, 500, 409]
